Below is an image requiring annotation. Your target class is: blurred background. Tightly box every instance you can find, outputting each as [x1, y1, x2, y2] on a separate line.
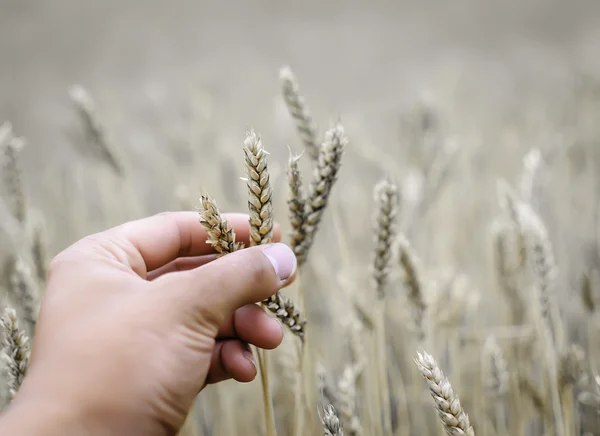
[3, 1, 600, 434]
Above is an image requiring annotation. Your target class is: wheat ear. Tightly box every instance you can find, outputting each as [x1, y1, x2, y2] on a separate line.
[320, 404, 345, 436]
[293, 122, 347, 265]
[0, 123, 27, 223]
[279, 66, 320, 161]
[371, 178, 399, 299]
[69, 84, 124, 176]
[198, 194, 245, 256]
[9, 258, 40, 335]
[397, 234, 427, 342]
[1, 307, 30, 402]
[287, 149, 306, 250]
[415, 350, 475, 436]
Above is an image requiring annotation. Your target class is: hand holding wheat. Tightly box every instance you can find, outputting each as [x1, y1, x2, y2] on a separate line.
[0, 211, 296, 436]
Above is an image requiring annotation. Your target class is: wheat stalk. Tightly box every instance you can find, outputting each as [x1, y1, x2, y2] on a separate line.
[415, 350, 475, 436]
[31, 221, 49, 283]
[279, 66, 320, 161]
[0, 123, 27, 223]
[293, 122, 347, 265]
[0, 307, 30, 402]
[69, 84, 124, 176]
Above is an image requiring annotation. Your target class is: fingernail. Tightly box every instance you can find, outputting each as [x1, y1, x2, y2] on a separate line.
[243, 350, 256, 368]
[263, 243, 296, 281]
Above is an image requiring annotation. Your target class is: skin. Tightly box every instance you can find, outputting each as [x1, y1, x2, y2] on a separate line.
[0, 211, 297, 435]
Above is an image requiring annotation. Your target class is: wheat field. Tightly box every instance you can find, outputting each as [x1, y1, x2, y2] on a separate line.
[2, 1, 600, 435]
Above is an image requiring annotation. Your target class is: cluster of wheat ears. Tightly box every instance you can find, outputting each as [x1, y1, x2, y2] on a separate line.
[1, 66, 600, 436]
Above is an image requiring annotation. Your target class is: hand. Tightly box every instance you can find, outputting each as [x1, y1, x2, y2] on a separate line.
[0, 212, 297, 435]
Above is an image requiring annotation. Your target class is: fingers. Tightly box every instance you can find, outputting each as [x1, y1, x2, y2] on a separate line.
[167, 243, 297, 323]
[146, 255, 217, 280]
[206, 340, 257, 384]
[217, 304, 283, 350]
[110, 212, 282, 272]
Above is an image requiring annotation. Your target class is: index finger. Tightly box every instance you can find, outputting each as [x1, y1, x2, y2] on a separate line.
[113, 211, 281, 273]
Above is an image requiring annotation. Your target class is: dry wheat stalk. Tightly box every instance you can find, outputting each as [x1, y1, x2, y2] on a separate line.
[371, 179, 399, 299]
[0, 307, 30, 402]
[397, 234, 427, 341]
[279, 66, 320, 161]
[335, 317, 365, 436]
[287, 150, 306, 250]
[415, 350, 475, 436]
[0, 123, 27, 223]
[198, 194, 244, 256]
[518, 376, 553, 421]
[294, 122, 347, 265]
[69, 84, 124, 176]
[9, 258, 40, 335]
[320, 404, 345, 436]
[243, 129, 274, 246]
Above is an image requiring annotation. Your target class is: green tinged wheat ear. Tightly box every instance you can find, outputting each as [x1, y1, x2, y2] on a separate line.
[415, 350, 475, 436]
[371, 178, 399, 299]
[320, 404, 345, 436]
[198, 194, 245, 256]
[279, 66, 320, 161]
[69, 84, 124, 176]
[293, 122, 347, 265]
[0, 307, 30, 402]
[0, 123, 27, 223]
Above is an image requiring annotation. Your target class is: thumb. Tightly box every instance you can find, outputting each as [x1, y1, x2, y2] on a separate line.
[160, 243, 297, 324]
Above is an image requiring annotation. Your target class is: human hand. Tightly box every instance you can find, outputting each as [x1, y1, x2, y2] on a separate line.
[0, 212, 296, 435]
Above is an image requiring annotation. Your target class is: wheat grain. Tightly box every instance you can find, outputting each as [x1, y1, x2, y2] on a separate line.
[371, 179, 399, 299]
[198, 194, 244, 256]
[415, 350, 475, 436]
[294, 122, 347, 265]
[279, 66, 319, 161]
[0, 307, 30, 402]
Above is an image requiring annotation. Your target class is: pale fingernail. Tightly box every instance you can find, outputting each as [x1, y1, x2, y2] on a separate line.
[263, 243, 296, 281]
[244, 350, 256, 368]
